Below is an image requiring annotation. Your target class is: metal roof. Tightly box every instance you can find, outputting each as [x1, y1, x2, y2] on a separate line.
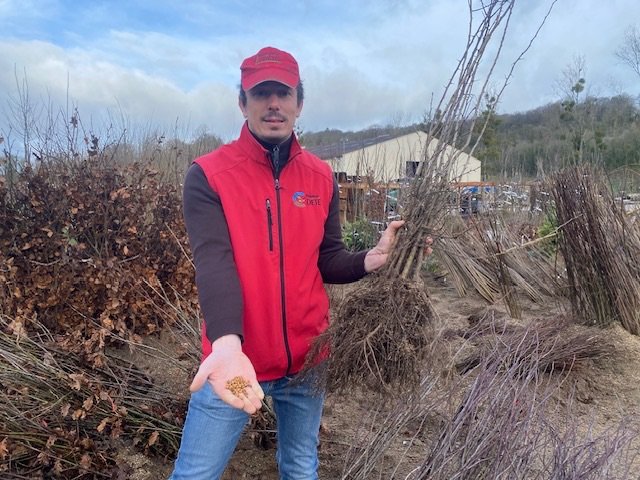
[305, 131, 412, 159]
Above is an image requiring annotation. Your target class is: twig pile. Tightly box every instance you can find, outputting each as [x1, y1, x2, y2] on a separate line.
[416, 326, 638, 480]
[0, 316, 184, 478]
[436, 212, 563, 308]
[455, 311, 613, 376]
[436, 236, 501, 303]
[413, 317, 634, 480]
[476, 216, 523, 318]
[551, 165, 640, 334]
[339, 364, 448, 480]
[335, 311, 636, 480]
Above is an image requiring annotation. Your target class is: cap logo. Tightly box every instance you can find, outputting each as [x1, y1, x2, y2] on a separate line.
[256, 53, 281, 64]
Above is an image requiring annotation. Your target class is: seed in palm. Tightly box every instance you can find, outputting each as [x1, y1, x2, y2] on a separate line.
[226, 376, 250, 397]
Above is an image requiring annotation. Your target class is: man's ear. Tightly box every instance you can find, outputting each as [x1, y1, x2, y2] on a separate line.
[238, 96, 247, 118]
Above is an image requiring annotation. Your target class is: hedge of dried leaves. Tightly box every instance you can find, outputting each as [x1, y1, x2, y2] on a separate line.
[1, 157, 197, 477]
[1, 158, 196, 362]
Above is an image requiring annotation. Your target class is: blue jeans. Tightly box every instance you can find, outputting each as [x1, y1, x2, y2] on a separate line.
[169, 375, 324, 480]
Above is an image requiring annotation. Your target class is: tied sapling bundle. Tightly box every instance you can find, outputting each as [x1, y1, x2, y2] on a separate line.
[551, 165, 640, 334]
[304, 0, 556, 399]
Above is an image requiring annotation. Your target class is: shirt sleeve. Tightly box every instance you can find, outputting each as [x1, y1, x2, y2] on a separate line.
[317, 179, 369, 283]
[182, 163, 244, 344]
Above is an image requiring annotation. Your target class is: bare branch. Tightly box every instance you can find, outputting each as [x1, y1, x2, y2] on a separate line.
[616, 25, 640, 78]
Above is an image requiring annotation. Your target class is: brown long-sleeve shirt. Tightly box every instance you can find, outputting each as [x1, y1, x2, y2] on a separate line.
[182, 150, 368, 345]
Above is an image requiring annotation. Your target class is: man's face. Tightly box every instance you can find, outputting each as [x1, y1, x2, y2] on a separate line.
[239, 81, 302, 144]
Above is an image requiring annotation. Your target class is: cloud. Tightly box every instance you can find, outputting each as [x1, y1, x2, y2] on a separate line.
[0, 39, 242, 141]
[1, 0, 639, 140]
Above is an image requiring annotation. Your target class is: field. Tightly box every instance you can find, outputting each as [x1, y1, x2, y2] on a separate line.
[115, 273, 640, 479]
[2, 159, 640, 479]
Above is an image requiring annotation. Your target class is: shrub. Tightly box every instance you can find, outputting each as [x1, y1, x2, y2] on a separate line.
[537, 208, 558, 256]
[342, 218, 380, 252]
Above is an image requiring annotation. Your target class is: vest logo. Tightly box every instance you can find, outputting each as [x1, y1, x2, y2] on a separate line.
[292, 191, 321, 208]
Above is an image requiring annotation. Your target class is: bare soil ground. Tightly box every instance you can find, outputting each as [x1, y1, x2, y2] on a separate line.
[124, 274, 640, 479]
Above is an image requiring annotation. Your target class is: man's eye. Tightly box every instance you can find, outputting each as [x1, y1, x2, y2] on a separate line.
[250, 88, 291, 98]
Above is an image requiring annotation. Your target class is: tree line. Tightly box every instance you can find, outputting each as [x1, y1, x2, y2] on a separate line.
[473, 93, 640, 179]
[300, 93, 640, 181]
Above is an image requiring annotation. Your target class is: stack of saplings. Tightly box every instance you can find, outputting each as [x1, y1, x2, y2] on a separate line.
[551, 165, 640, 334]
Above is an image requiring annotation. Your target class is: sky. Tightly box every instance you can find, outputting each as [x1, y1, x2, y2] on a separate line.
[1, 0, 639, 142]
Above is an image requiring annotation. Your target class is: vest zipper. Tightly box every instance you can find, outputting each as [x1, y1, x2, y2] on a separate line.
[274, 176, 293, 375]
[265, 199, 273, 251]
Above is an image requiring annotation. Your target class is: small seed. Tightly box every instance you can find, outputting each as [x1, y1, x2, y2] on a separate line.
[226, 376, 250, 397]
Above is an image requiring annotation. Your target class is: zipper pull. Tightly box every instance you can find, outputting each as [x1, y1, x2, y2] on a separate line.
[275, 178, 280, 190]
[266, 199, 272, 223]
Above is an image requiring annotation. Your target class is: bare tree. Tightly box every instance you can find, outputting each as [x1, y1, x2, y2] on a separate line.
[555, 55, 587, 106]
[5, 68, 40, 167]
[616, 25, 640, 79]
[554, 56, 604, 165]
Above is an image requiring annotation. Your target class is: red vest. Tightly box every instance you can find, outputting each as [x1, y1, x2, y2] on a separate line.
[195, 124, 333, 381]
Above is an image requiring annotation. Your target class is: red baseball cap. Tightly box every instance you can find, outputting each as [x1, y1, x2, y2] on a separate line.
[240, 46, 300, 91]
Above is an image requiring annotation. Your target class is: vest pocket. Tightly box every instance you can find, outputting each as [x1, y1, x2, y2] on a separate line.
[266, 199, 273, 251]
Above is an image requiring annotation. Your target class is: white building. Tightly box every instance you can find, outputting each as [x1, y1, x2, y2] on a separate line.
[309, 131, 482, 184]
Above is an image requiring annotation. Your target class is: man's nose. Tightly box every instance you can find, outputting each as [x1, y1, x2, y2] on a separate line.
[267, 94, 280, 109]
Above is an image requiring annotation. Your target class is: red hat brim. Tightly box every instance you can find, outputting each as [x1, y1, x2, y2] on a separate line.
[241, 68, 299, 91]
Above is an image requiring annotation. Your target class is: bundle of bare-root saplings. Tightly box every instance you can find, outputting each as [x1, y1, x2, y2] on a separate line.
[303, 1, 520, 399]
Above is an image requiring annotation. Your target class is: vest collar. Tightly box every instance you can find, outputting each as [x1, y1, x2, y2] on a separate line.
[238, 122, 303, 165]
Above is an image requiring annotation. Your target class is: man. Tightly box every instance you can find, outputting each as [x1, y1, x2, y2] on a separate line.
[170, 46, 408, 480]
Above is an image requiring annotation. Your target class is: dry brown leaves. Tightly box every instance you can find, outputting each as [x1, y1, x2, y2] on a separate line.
[1, 157, 195, 477]
[0, 158, 197, 363]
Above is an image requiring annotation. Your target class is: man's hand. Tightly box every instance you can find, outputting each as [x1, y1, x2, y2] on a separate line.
[189, 334, 264, 414]
[364, 220, 434, 273]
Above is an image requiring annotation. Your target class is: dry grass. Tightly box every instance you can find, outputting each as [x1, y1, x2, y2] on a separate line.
[0, 315, 184, 477]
